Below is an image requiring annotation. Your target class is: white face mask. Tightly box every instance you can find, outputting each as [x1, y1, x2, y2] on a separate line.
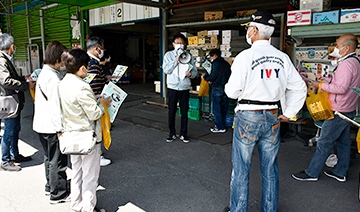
[331, 46, 346, 59]
[98, 48, 104, 59]
[331, 60, 338, 66]
[174, 44, 184, 51]
[246, 27, 255, 46]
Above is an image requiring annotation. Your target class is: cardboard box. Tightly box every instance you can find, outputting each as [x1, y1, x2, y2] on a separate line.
[204, 11, 223, 21]
[221, 51, 232, 57]
[154, 81, 160, 93]
[300, 0, 331, 12]
[188, 36, 199, 45]
[190, 49, 205, 57]
[209, 35, 219, 45]
[207, 30, 220, 35]
[197, 30, 208, 38]
[222, 30, 239, 44]
[296, 46, 328, 61]
[204, 44, 219, 49]
[340, 8, 360, 23]
[237, 9, 257, 17]
[313, 10, 339, 24]
[220, 44, 231, 51]
[287, 10, 312, 26]
[198, 37, 206, 45]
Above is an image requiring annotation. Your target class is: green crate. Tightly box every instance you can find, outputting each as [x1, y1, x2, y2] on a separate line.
[178, 108, 200, 120]
[188, 109, 200, 120]
[189, 98, 200, 110]
[201, 96, 211, 113]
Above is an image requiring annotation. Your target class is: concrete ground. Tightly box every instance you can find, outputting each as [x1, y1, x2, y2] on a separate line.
[1, 81, 360, 212]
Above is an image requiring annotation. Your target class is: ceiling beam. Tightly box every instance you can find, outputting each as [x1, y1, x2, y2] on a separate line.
[112, 0, 167, 8]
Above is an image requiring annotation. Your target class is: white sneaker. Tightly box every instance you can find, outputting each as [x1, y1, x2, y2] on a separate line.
[325, 154, 338, 168]
[100, 156, 111, 166]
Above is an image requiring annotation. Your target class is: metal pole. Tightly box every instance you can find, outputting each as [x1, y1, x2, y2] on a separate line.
[161, 7, 167, 104]
[40, 9, 46, 61]
[143, 34, 146, 84]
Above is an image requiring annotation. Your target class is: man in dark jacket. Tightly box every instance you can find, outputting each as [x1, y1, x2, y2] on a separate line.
[0, 33, 35, 171]
[203, 49, 231, 133]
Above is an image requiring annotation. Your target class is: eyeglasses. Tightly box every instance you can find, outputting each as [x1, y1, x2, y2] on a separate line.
[244, 25, 257, 30]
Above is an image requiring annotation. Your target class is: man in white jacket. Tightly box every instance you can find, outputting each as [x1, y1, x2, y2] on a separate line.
[224, 11, 307, 212]
[33, 41, 70, 204]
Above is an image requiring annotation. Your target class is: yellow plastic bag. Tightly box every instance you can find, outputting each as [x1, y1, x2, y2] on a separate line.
[30, 88, 35, 102]
[198, 77, 209, 96]
[100, 101, 111, 150]
[305, 83, 334, 121]
[356, 129, 360, 154]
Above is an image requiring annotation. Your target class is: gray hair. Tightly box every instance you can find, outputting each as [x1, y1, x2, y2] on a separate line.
[251, 22, 275, 39]
[0, 33, 14, 50]
[86, 36, 104, 50]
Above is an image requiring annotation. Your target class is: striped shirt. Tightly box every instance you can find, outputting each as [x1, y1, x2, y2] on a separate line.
[88, 58, 108, 95]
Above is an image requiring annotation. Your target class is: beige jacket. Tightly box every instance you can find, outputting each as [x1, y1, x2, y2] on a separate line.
[58, 73, 104, 141]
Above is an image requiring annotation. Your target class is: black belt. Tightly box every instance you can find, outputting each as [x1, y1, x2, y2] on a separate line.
[237, 99, 282, 114]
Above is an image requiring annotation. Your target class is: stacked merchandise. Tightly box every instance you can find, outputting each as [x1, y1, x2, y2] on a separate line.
[200, 95, 214, 122]
[220, 30, 240, 58]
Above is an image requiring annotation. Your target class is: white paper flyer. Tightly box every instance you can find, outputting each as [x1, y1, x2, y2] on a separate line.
[110, 65, 128, 83]
[83, 73, 96, 83]
[29, 69, 42, 82]
[101, 82, 128, 123]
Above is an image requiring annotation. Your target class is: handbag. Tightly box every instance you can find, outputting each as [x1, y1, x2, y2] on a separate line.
[305, 83, 334, 121]
[59, 128, 97, 155]
[0, 94, 20, 119]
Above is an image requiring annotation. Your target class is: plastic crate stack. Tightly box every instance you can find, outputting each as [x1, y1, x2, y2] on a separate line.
[200, 95, 214, 122]
[225, 99, 237, 126]
[178, 94, 200, 120]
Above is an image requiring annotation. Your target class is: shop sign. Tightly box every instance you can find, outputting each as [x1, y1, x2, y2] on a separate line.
[340, 8, 360, 23]
[296, 46, 328, 61]
[312, 10, 339, 24]
[287, 10, 312, 26]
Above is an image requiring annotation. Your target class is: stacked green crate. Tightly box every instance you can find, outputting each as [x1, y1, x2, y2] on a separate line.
[178, 96, 200, 120]
[200, 95, 214, 122]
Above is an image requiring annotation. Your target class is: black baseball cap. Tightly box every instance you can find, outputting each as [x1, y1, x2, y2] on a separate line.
[241, 11, 276, 27]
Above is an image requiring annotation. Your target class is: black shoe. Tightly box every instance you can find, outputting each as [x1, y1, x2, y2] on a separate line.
[180, 135, 190, 143]
[12, 154, 32, 163]
[1, 162, 21, 171]
[324, 170, 346, 182]
[166, 135, 176, 143]
[223, 206, 230, 212]
[50, 194, 71, 204]
[291, 170, 318, 181]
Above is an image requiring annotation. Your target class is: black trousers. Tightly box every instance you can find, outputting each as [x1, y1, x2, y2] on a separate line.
[168, 88, 189, 137]
[39, 133, 69, 200]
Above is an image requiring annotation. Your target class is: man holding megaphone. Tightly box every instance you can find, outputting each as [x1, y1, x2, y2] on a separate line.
[163, 33, 197, 143]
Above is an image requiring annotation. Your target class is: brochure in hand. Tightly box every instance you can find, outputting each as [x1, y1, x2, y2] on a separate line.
[83, 73, 96, 83]
[28, 69, 42, 82]
[110, 65, 128, 83]
[101, 82, 128, 123]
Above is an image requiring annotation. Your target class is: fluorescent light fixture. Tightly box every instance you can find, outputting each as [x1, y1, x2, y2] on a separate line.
[40, 3, 60, 10]
[121, 22, 135, 27]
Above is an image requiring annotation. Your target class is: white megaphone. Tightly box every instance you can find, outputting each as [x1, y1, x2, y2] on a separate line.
[177, 48, 191, 64]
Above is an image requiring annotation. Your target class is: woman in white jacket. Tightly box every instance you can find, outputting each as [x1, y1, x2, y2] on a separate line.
[33, 41, 69, 204]
[59, 49, 111, 212]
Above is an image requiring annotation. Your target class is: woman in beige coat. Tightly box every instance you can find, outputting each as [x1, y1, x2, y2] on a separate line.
[58, 49, 111, 212]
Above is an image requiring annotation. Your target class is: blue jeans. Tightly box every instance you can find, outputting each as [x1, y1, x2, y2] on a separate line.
[306, 111, 356, 178]
[231, 110, 280, 212]
[211, 87, 229, 130]
[1, 113, 21, 164]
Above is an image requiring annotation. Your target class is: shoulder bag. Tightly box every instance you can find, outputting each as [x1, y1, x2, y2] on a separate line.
[0, 94, 19, 119]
